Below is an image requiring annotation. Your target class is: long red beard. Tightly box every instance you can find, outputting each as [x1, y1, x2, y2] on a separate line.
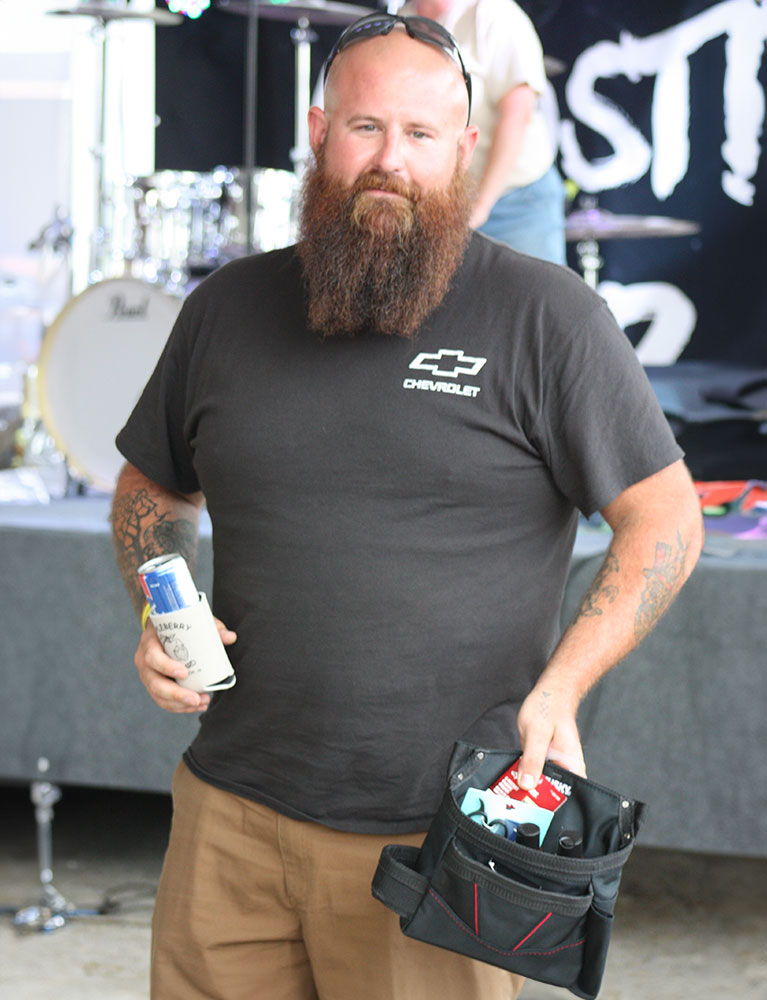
[297, 155, 472, 339]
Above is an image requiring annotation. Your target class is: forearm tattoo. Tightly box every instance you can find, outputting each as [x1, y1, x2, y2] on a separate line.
[572, 529, 689, 643]
[111, 488, 198, 616]
[573, 552, 620, 623]
[634, 530, 690, 641]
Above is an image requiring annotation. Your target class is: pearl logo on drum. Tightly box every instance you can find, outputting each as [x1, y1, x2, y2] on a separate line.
[39, 278, 181, 492]
[108, 294, 150, 320]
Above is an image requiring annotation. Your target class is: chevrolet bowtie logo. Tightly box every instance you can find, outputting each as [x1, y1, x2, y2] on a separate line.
[409, 349, 488, 379]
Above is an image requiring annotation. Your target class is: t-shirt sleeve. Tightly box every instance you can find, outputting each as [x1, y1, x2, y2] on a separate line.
[115, 307, 201, 495]
[476, 0, 548, 103]
[527, 299, 683, 517]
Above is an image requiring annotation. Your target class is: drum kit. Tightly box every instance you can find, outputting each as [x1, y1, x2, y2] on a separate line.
[9, 0, 370, 497]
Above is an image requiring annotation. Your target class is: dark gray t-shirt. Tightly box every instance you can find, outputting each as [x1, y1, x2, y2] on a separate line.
[116, 234, 681, 832]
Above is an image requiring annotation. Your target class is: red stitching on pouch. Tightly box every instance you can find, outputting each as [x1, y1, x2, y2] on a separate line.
[513, 911, 552, 952]
[427, 889, 585, 959]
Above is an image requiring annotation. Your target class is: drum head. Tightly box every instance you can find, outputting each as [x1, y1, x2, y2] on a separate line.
[38, 278, 182, 491]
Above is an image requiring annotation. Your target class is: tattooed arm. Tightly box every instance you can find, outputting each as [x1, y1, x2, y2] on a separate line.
[111, 462, 203, 617]
[515, 458, 704, 789]
[111, 462, 235, 713]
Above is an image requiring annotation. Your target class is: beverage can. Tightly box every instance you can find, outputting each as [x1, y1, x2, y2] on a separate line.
[137, 553, 199, 614]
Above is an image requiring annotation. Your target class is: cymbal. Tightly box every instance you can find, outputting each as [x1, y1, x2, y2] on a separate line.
[565, 207, 701, 242]
[47, 3, 182, 24]
[217, 0, 373, 25]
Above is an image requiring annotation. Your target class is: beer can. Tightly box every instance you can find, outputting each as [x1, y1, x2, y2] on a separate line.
[137, 553, 199, 615]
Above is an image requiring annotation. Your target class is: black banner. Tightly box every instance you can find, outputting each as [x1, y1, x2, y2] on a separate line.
[528, 0, 767, 364]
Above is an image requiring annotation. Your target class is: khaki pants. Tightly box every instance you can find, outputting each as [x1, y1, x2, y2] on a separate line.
[151, 762, 525, 1000]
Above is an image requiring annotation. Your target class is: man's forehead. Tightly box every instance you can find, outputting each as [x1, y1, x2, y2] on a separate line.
[329, 29, 463, 90]
[325, 30, 468, 116]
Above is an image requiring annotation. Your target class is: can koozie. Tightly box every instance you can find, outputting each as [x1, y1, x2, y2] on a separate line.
[148, 592, 236, 693]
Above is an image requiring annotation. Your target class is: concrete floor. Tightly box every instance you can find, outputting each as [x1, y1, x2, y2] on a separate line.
[1, 782, 766, 1000]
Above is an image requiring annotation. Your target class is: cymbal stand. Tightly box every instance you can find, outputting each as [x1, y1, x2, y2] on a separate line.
[11, 770, 77, 933]
[290, 16, 317, 176]
[243, 3, 259, 253]
[7, 759, 105, 933]
[571, 195, 603, 290]
[575, 238, 603, 291]
[89, 16, 110, 281]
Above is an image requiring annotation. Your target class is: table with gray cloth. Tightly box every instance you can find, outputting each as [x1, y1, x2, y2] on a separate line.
[0, 498, 764, 856]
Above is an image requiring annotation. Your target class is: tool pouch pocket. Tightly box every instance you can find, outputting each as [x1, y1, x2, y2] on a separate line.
[372, 743, 644, 999]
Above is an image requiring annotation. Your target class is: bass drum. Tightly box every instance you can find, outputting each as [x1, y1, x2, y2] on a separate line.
[37, 278, 182, 492]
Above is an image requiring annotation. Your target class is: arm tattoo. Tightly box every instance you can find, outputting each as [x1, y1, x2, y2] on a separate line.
[111, 488, 198, 616]
[634, 530, 690, 642]
[572, 552, 620, 623]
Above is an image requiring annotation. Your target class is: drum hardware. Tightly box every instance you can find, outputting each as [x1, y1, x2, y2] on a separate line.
[12, 365, 71, 497]
[4, 761, 160, 934]
[565, 198, 701, 289]
[5, 761, 106, 933]
[120, 166, 298, 287]
[46, 1, 307, 279]
[0, 272, 59, 476]
[11, 776, 76, 933]
[217, 0, 373, 25]
[126, 170, 209, 289]
[28, 208, 74, 257]
[0, 372, 23, 472]
[212, 0, 264, 252]
[47, 4, 182, 283]
[291, 16, 319, 173]
[245, 7, 259, 253]
[46, 2, 184, 25]
[218, 0, 372, 180]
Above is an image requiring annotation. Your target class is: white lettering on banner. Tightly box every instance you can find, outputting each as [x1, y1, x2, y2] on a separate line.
[598, 281, 698, 365]
[560, 0, 767, 205]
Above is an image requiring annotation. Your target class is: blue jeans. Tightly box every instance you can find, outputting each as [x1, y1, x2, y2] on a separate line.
[477, 165, 566, 266]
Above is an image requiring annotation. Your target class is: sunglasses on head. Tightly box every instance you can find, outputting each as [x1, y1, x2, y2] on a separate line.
[323, 13, 472, 125]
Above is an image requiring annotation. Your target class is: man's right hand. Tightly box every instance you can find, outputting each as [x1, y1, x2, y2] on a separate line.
[135, 618, 237, 713]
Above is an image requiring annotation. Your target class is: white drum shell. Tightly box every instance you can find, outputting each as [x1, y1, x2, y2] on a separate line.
[38, 278, 182, 492]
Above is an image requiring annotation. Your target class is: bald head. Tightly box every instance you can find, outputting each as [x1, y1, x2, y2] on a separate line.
[308, 28, 477, 193]
[324, 27, 470, 129]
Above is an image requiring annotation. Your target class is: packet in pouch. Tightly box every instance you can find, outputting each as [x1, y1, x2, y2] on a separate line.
[489, 756, 572, 813]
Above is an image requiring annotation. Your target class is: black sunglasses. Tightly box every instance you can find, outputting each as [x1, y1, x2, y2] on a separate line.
[323, 13, 472, 125]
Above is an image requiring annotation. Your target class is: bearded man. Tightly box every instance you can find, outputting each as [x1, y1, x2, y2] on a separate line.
[111, 15, 702, 1000]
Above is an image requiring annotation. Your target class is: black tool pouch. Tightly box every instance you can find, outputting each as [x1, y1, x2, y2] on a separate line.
[372, 742, 645, 999]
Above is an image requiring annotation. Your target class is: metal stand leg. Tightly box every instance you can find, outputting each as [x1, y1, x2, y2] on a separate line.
[4, 761, 156, 932]
[244, 5, 259, 254]
[89, 20, 110, 282]
[576, 238, 603, 291]
[290, 17, 317, 178]
[12, 778, 77, 933]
